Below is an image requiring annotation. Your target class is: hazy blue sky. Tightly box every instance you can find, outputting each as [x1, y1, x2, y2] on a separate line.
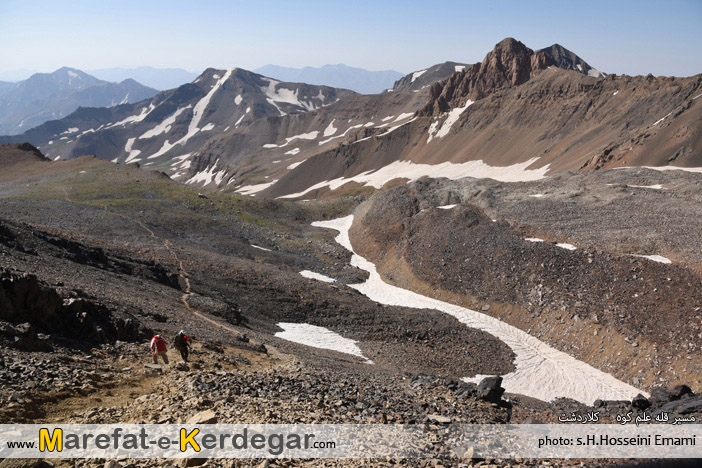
[1, 0, 700, 80]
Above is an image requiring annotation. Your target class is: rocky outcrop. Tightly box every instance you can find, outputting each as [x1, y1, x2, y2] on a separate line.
[418, 38, 607, 117]
[419, 38, 556, 115]
[0, 268, 151, 348]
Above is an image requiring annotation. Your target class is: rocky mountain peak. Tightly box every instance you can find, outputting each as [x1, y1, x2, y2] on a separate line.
[420, 38, 549, 115]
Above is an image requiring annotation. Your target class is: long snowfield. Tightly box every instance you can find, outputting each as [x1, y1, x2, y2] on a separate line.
[279, 157, 550, 199]
[312, 215, 645, 405]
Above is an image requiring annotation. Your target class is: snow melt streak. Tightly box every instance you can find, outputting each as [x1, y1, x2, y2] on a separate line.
[312, 216, 645, 405]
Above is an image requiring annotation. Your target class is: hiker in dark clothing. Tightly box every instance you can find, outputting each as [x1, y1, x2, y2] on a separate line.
[173, 330, 193, 362]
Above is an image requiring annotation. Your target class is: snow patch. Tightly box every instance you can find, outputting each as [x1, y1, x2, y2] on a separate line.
[287, 161, 303, 170]
[411, 69, 427, 82]
[285, 148, 300, 156]
[124, 138, 141, 163]
[235, 179, 278, 196]
[323, 120, 337, 137]
[251, 245, 271, 252]
[299, 270, 335, 283]
[525, 238, 544, 243]
[430, 100, 474, 141]
[455, 65, 466, 72]
[556, 243, 577, 251]
[438, 205, 456, 210]
[319, 124, 363, 145]
[633, 254, 672, 264]
[275, 322, 372, 363]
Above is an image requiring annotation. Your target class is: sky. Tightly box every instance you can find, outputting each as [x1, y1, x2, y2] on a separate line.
[1, 0, 701, 80]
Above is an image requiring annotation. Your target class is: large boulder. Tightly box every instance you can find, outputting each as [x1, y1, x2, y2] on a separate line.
[477, 376, 505, 403]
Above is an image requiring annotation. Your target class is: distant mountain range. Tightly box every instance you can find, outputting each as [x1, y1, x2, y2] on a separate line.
[87, 66, 199, 91]
[0, 67, 158, 135]
[2, 38, 699, 200]
[253, 64, 403, 94]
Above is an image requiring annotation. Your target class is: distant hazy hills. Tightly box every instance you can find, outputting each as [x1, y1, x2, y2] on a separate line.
[88, 66, 199, 91]
[254, 64, 403, 94]
[0, 67, 158, 135]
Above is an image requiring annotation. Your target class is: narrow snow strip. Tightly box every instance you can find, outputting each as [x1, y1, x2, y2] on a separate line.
[287, 161, 303, 170]
[312, 216, 645, 404]
[438, 205, 457, 210]
[181, 69, 233, 145]
[235, 179, 278, 196]
[139, 105, 191, 139]
[556, 243, 577, 251]
[285, 148, 300, 156]
[378, 117, 417, 137]
[275, 322, 372, 363]
[299, 270, 336, 283]
[278, 157, 550, 199]
[109, 103, 155, 128]
[633, 254, 672, 264]
[652, 112, 672, 126]
[393, 112, 414, 122]
[147, 139, 177, 159]
[264, 131, 319, 149]
[251, 245, 272, 252]
[627, 184, 664, 190]
[529, 194, 545, 198]
[525, 238, 544, 243]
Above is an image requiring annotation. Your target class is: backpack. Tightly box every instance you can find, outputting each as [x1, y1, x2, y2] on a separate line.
[173, 333, 185, 349]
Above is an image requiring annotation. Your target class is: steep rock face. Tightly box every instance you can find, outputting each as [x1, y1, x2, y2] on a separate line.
[420, 38, 556, 115]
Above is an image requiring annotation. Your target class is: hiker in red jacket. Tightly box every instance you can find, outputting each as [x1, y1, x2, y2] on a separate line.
[150, 334, 169, 364]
